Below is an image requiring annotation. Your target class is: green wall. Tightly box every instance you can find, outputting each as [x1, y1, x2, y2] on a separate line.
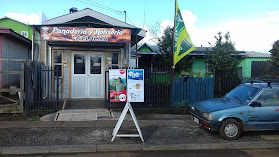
[0, 18, 33, 40]
[190, 57, 270, 78]
[237, 58, 270, 78]
[138, 46, 152, 52]
[191, 58, 207, 78]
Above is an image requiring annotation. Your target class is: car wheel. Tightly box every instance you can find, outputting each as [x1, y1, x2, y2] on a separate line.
[219, 119, 241, 140]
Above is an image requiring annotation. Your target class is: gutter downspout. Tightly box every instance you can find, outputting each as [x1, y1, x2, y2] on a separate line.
[44, 41, 47, 65]
[136, 35, 138, 68]
[32, 26, 35, 61]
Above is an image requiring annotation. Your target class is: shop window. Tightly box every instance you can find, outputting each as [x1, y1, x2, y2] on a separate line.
[53, 50, 63, 92]
[111, 53, 119, 69]
[54, 50, 63, 77]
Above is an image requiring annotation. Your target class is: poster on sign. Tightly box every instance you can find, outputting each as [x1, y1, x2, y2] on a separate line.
[109, 69, 127, 102]
[127, 69, 144, 102]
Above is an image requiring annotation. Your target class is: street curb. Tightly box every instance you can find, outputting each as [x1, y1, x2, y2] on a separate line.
[1, 146, 49, 155]
[0, 120, 193, 128]
[97, 144, 142, 152]
[1, 141, 279, 155]
[49, 145, 96, 154]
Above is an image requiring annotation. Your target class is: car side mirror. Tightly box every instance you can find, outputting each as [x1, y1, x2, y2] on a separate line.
[250, 101, 262, 107]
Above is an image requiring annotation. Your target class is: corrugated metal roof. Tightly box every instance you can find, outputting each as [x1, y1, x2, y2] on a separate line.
[238, 51, 271, 58]
[131, 43, 270, 58]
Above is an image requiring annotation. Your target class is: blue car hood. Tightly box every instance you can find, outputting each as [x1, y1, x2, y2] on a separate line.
[193, 98, 242, 112]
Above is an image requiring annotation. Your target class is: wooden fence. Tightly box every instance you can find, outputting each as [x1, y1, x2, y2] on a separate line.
[0, 59, 25, 113]
[172, 78, 214, 107]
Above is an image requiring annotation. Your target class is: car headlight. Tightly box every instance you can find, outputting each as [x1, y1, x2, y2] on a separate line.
[203, 113, 213, 120]
[191, 107, 195, 111]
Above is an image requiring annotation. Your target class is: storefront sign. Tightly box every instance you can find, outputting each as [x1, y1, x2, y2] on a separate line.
[109, 69, 127, 102]
[127, 69, 144, 102]
[41, 26, 131, 43]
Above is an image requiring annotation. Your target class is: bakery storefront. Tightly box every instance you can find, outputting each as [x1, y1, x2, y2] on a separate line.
[38, 8, 145, 100]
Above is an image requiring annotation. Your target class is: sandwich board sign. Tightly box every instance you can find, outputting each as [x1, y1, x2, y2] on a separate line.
[111, 69, 144, 143]
[109, 69, 127, 102]
[127, 69, 144, 102]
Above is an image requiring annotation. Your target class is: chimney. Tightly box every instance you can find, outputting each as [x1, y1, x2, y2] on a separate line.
[69, 7, 78, 14]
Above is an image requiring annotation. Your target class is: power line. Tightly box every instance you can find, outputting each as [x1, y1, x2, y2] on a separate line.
[126, 15, 135, 26]
[75, 0, 124, 14]
[75, 0, 136, 24]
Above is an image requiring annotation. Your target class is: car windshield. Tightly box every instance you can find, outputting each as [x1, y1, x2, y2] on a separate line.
[226, 85, 260, 104]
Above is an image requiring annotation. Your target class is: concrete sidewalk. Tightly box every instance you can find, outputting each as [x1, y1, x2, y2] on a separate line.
[0, 119, 279, 155]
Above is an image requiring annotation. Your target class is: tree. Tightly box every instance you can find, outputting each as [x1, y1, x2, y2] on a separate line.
[204, 32, 238, 74]
[270, 40, 279, 69]
[153, 26, 193, 73]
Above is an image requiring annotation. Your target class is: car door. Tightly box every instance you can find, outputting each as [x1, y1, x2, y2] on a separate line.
[247, 89, 279, 130]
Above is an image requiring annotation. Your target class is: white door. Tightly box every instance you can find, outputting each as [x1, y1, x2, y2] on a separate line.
[88, 53, 104, 98]
[71, 51, 104, 98]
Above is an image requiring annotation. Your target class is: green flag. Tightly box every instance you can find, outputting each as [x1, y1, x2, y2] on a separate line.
[174, 1, 195, 66]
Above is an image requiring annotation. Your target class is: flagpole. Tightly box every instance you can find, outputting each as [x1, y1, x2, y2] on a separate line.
[172, 0, 177, 69]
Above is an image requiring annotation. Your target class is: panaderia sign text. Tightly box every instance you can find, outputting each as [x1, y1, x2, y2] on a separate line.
[41, 26, 131, 43]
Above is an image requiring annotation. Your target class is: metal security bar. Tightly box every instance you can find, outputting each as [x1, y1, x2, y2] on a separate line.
[25, 63, 63, 111]
[105, 67, 174, 109]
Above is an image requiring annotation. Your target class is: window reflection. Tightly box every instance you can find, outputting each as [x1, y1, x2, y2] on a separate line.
[111, 53, 119, 69]
[74, 54, 85, 74]
[54, 51, 62, 63]
[90, 55, 101, 74]
[255, 90, 279, 107]
[54, 65, 62, 77]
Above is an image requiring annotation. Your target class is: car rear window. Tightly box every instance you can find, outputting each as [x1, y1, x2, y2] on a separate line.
[226, 85, 260, 104]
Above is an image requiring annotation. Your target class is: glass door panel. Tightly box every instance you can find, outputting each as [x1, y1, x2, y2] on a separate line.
[90, 54, 102, 74]
[74, 54, 86, 74]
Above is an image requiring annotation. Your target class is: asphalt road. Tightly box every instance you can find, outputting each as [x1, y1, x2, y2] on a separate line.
[2, 149, 279, 157]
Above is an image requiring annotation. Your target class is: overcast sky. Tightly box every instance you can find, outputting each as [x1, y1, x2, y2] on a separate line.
[1, 0, 279, 53]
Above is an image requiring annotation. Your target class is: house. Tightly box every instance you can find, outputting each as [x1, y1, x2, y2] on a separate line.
[188, 48, 271, 78]
[130, 43, 158, 67]
[34, 8, 145, 100]
[237, 51, 271, 78]
[0, 16, 42, 62]
[135, 44, 271, 78]
[0, 17, 33, 40]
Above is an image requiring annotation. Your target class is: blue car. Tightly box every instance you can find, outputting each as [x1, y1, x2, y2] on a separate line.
[191, 82, 279, 140]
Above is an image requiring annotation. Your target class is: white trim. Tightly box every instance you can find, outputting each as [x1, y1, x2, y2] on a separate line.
[138, 30, 146, 38]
